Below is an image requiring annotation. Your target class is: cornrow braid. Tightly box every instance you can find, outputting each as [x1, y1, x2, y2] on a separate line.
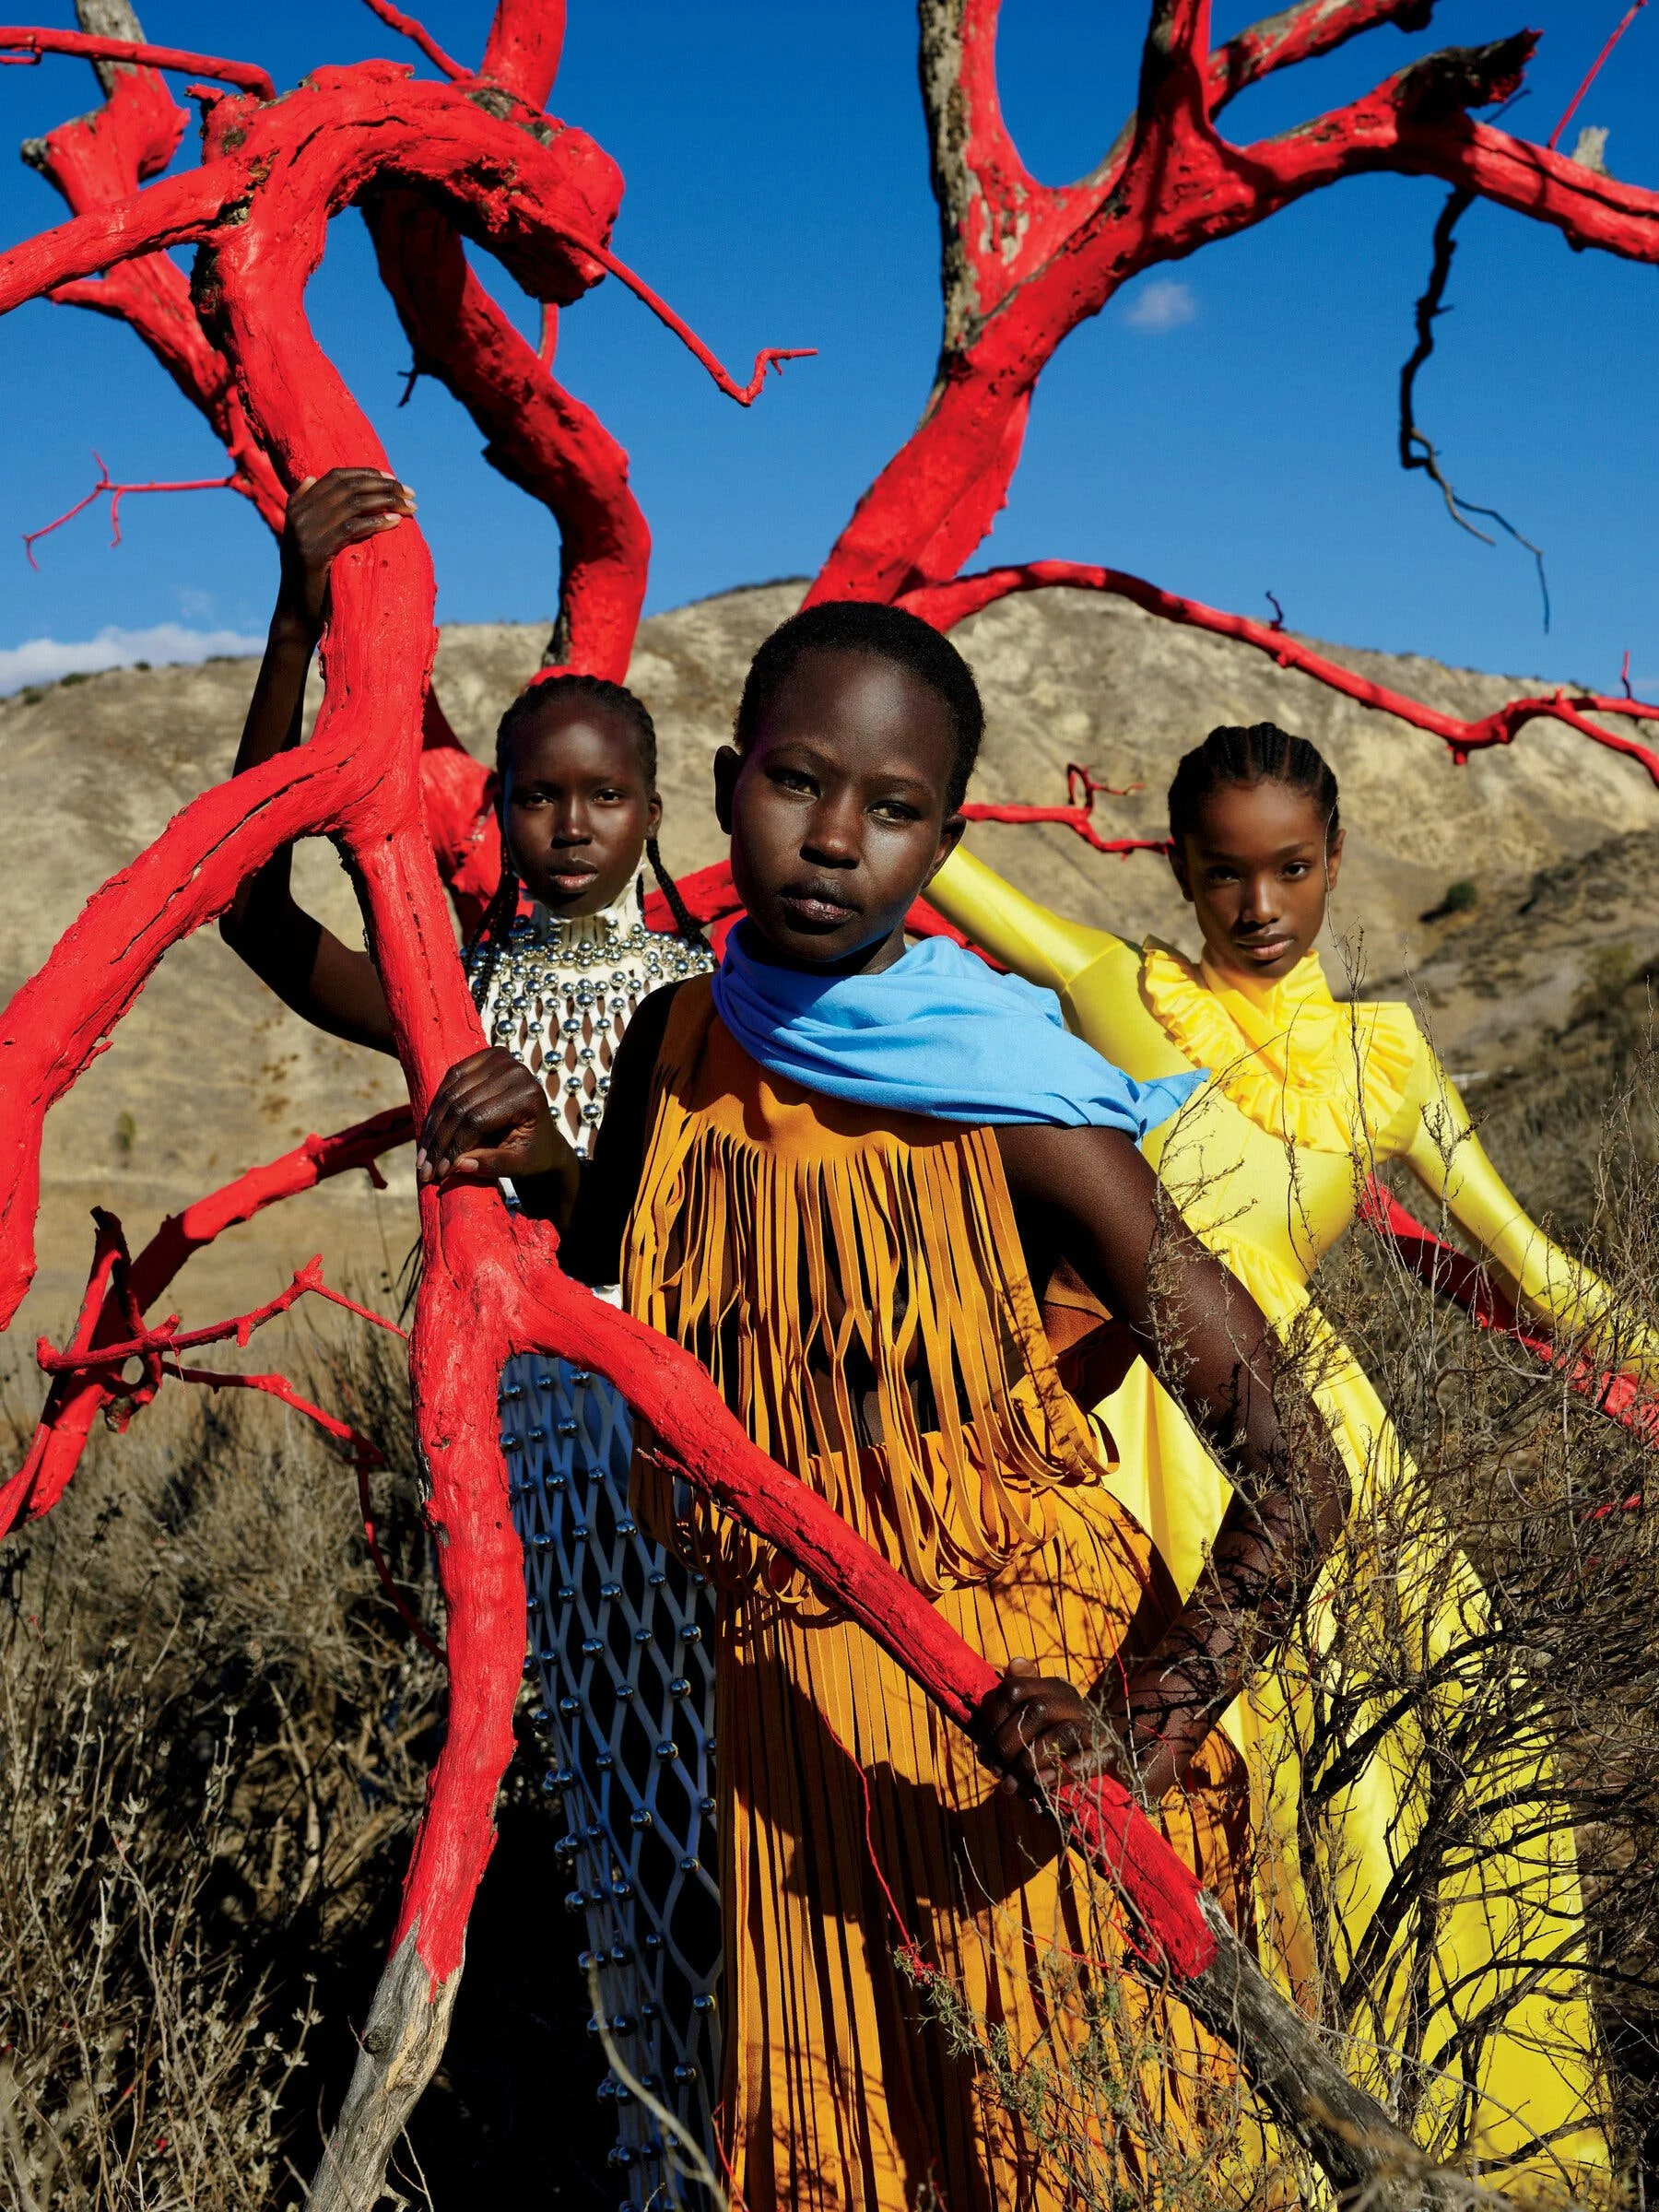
[463, 851, 522, 1015]
[1167, 723, 1340, 850]
[646, 833, 709, 950]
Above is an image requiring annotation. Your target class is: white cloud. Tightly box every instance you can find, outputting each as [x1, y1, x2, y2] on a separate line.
[173, 585, 217, 620]
[1124, 277, 1197, 334]
[0, 622, 264, 694]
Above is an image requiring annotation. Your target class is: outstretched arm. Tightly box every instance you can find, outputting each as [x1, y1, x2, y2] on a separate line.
[928, 845, 1124, 994]
[1400, 1041, 1659, 1386]
[218, 468, 416, 1054]
[928, 846, 1186, 1075]
[982, 1123, 1350, 1803]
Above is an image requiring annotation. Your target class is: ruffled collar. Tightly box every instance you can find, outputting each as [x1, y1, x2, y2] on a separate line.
[1139, 939, 1417, 1153]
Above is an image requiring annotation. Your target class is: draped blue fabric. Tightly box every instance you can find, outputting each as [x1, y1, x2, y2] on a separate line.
[712, 924, 1205, 1137]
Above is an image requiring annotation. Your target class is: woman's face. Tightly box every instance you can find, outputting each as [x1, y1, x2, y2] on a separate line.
[1170, 779, 1343, 983]
[714, 646, 964, 972]
[500, 699, 660, 919]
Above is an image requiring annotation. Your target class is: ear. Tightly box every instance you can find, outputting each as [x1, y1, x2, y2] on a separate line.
[1167, 836, 1194, 906]
[921, 812, 966, 891]
[1325, 824, 1346, 894]
[647, 788, 664, 839]
[713, 745, 741, 835]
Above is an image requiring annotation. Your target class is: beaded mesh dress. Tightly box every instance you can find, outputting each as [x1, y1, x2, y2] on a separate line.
[465, 872, 720, 2207]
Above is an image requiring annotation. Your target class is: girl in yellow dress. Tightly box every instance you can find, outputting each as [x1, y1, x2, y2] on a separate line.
[927, 721, 1637, 2189]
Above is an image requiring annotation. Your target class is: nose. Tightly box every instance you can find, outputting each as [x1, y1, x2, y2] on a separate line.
[1238, 870, 1281, 928]
[800, 789, 862, 870]
[548, 796, 592, 847]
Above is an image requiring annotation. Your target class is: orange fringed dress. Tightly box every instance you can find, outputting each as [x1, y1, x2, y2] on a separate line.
[626, 982, 1247, 2212]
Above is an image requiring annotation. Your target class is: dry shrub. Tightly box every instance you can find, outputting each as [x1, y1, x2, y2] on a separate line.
[0, 1323, 444, 2210]
[1314, 997, 1659, 2184]
[898, 998, 1659, 2205]
[2, 989, 1658, 2206]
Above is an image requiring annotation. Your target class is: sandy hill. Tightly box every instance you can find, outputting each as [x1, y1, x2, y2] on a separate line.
[3, 582, 1656, 1385]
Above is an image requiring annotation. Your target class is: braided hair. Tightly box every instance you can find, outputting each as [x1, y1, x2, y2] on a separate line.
[734, 599, 984, 812]
[465, 670, 708, 1013]
[1167, 723, 1340, 852]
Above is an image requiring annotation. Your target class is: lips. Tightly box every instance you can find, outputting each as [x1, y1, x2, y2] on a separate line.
[778, 881, 861, 930]
[1235, 935, 1294, 964]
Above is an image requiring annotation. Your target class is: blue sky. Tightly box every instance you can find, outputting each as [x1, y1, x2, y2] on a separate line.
[1, 2, 1656, 692]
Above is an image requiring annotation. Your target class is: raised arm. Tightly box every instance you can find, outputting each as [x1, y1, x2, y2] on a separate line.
[1398, 1038, 1659, 1386]
[984, 1123, 1350, 1803]
[218, 469, 416, 1054]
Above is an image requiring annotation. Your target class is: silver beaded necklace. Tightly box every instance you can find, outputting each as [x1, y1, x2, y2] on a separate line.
[465, 868, 712, 1159]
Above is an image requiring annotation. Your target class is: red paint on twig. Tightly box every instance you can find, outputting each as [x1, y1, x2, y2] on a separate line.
[902, 561, 1659, 789]
[1363, 1179, 1659, 1449]
[1549, 2, 1650, 151]
[36, 1253, 401, 1371]
[0, 27, 275, 100]
[4, 1109, 412, 1535]
[358, 0, 468, 83]
[165, 1360, 441, 1656]
[961, 764, 1169, 858]
[22, 453, 237, 567]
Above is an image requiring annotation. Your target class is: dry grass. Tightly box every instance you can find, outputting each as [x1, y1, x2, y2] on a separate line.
[0, 1324, 447, 2210]
[2, 989, 1658, 2206]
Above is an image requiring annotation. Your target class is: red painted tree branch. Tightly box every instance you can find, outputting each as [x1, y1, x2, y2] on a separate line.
[810, 0, 1659, 829]
[1548, 0, 1650, 149]
[22, 451, 236, 565]
[961, 764, 1171, 856]
[900, 560, 1659, 783]
[2, 1107, 413, 1536]
[367, 189, 649, 677]
[479, 0, 567, 108]
[35, 1253, 399, 1372]
[358, 0, 467, 84]
[1364, 1179, 1659, 1447]
[20, 38, 287, 530]
[0, 26, 275, 99]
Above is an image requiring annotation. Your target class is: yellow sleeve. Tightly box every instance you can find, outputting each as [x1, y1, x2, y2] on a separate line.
[927, 846, 1124, 993]
[927, 844, 1191, 1077]
[1398, 1037, 1659, 1384]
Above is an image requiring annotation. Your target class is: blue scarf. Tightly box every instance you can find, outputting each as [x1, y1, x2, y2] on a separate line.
[711, 924, 1204, 1138]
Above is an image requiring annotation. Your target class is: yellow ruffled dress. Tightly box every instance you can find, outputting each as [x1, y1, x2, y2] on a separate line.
[928, 847, 1616, 2189]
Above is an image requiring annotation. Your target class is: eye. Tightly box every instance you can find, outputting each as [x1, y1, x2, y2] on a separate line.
[1203, 865, 1239, 885]
[870, 798, 922, 824]
[1282, 862, 1311, 879]
[769, 766, 816, 794]
[593, 785, 627, 803]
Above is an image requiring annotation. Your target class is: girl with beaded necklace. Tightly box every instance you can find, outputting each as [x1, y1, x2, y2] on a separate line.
[219, 468, 720, 2205]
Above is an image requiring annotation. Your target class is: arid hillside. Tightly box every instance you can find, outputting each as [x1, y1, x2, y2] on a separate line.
[3, 582, 1655, 1369]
